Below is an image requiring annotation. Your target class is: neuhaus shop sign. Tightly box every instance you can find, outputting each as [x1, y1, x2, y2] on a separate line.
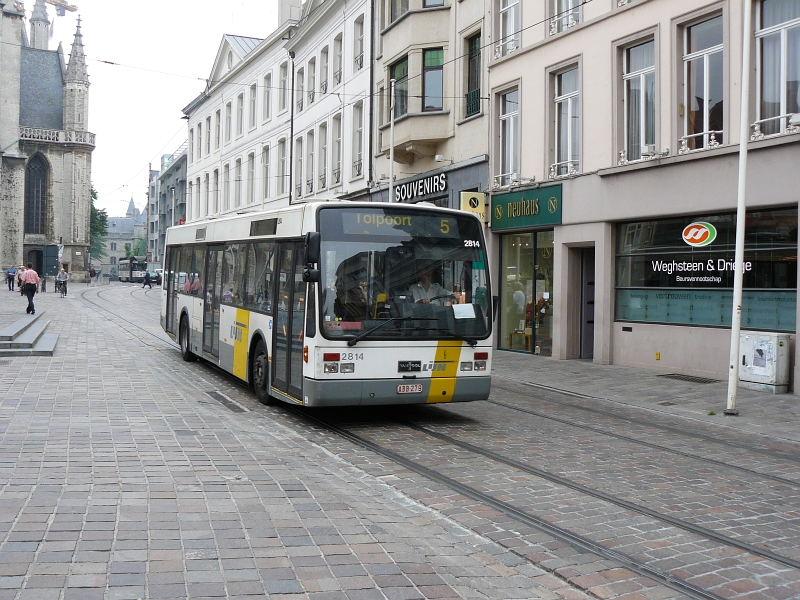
[491, 184, 562, 231]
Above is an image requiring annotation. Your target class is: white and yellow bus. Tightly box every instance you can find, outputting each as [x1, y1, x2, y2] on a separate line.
[161, 201, 493, 407]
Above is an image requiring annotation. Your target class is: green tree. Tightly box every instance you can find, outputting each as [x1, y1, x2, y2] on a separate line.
[89, 185, 108, 260]
[133, 234, 147, 257]
[124, 242, 132, 258]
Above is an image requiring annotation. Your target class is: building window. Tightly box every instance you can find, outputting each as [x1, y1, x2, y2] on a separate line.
[189, 129, 194, 162]
[215, 110, 221, 149]
[205, 117, 211, 155]
[278, 139, 287, 195]
[552, 67, 579, 177]
[247, 153, 255, 203]
[392, 57, 409, 118]
[354, 16, 365, 70]
[332, 115, 342, 184]
[679, 16, 724, 152]
[197, 123, 202, 159]
[249, 84, 257, 128]
[236, 93, 244, 135]
[424, 0, 444, 6]
[111, 256, 116, 265]
[262, 146, 270, 200]
[110, 242, 117, 251]
[225, 103, 232, 142]
[466, 33, 482, 117]
[280, 62, 288, 111]
[352, 102, 363, 177]
[195, 178, 201, 218]
[318, 124, 327, 189]
[295, 138, 303, 198]
[204, 173, 210, 216]
[306, 131, 315, 194]
[263, 74, 272, 121]
[223, 164, 230, 210]
[297, 69, 305, 111]
[754, 0, 800, 137]
[623, 40, 656, 162]
[227, 50, 233, 70]
[334, 35, 343, 85]
[320, 47, 329, 93]
[234, 159, 242, 206]
[391, 0, 409, 22]
[213, 169, 219, 213]
[24, 155, 47, 234]
[308, 59, 316, 104]
[551, 0, 579, 35]
[423, 49, 444, 111]
[498, 0, 520, 56]
[498, 89, 519, 185]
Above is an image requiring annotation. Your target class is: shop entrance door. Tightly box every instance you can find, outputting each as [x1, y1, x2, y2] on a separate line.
[580, 248, 595, 359]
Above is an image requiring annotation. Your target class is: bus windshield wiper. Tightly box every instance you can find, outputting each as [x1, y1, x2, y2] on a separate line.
[420, 327, 478, 348]
[347, 317, 435, 347]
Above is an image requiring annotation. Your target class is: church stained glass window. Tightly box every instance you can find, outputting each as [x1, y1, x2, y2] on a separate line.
[25, 155, 47, 234]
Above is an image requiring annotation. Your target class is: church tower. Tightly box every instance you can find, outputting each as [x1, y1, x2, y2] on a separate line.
[63, 18, 89, 132]
[29, 0, 50, 51]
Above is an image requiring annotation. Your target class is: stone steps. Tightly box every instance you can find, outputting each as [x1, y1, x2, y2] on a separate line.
[0, 311, 58, 357]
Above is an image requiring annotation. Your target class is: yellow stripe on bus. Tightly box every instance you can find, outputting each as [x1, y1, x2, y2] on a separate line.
[233, 309, 250, 380]
[426, 340, 462, 403]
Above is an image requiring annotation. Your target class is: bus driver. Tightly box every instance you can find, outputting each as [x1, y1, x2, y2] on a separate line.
[409, 266, 451, 305]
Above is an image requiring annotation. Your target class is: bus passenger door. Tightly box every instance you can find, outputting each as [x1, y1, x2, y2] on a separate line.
[203, 246, 224, 358]
[272, 242, 306, 401]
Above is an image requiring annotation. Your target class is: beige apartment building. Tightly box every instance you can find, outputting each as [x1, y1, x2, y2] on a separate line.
[368, 0, 493, 210]
[488, 0, 800, 386]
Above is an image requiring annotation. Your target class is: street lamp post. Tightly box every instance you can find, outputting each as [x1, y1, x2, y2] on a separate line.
[389, 78, 395, 203]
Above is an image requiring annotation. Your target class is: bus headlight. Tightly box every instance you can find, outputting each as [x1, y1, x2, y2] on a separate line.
[324, 362, 339, 373]
[340, 363, 355, 373]
[460, 361, 473, 371]
[474, 361, 487, 371]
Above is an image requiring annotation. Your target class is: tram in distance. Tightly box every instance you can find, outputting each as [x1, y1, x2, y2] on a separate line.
[160, 201, 494, 407]
[118, 257, 148, 283]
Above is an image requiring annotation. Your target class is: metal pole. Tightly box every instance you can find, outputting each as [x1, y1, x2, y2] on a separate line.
[389, 78, 395, 203]
[725, 0, 753, 416]
[171, 187, 175, 227]
[288, 51, 296, 205]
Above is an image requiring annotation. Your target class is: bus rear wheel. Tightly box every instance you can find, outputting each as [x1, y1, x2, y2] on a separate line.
[251, 338, 273, 405]
[180, 316, 196, 362]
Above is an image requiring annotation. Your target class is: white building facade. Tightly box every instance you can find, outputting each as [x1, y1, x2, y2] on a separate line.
[487, 0, 800, 387]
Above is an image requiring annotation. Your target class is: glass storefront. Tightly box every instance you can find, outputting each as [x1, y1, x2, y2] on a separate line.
[499, 229, 554, 355]
[616, 208, 797, 332]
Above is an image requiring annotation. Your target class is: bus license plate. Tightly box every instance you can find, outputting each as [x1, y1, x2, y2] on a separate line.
[397, 384, 423, 394]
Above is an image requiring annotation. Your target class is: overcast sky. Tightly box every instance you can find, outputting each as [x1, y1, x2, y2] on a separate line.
[43, 0, 280, 217]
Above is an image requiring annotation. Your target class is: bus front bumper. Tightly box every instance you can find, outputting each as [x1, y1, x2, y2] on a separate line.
[302, 376, 491, 407]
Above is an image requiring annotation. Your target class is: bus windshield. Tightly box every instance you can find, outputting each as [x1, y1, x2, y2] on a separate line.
[318, 207, 491, 342]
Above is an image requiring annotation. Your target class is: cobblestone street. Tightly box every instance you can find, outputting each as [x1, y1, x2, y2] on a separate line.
[0, 283, 799, 600]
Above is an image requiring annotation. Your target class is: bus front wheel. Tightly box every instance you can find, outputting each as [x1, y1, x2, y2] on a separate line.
[251, 338, 273, 405]
[180, 316, 196, 362]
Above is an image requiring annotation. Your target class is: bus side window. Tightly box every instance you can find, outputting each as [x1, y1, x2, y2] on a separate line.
[191, 246, 205, 296]
[179, 246, 193, 294]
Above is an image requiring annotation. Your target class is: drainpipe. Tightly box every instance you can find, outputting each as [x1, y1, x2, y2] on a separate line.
[288, 50, 296, 205]
[367, 0, 376, 199]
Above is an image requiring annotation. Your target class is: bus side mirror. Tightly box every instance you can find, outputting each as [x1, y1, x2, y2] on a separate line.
[492, 295, 499, 322]
[305, 231, 320, 265]
[302, 266, 320, 283]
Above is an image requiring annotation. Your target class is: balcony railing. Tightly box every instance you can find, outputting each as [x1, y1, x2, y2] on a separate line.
[307, 179, 314, 194]
[308, 90, 315, 104]
[494, 38, 519, 58]
[297, 98, 304, 111]
[678, 130, 723, 154]
[354, 53, 364, 70]
[333, 69, 342, 85]
[295, 184, 302, 198]
[20, 127, 96, 146]
[465, 88, 481, 117]
[548, 160, 579, 179]
[750, 114, 800, 140]
[353, 160, 363, 177]
[332, 167, 341, 184]
[319, 173, 327, 189]
[320, 79, 328, 93]
[549, 13, 577, 35]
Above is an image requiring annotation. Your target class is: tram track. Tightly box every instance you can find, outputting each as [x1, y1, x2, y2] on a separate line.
[492, 380, 800, 467]
[283, 405, 728, 600]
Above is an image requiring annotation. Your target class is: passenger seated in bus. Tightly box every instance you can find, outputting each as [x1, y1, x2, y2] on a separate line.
[190, 274, 201, 295]
[409, 266, 451, 305]
[221, 288, 234, 303]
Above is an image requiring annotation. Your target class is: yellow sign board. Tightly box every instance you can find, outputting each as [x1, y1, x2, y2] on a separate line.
[460, 192, 486, 224]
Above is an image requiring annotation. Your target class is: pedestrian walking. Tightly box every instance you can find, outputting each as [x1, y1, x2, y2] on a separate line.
[142, 270, 152, 289]
[6, 266, 16, 291]
[18, 266, 25, 296]
[56, 268, 69, 297]
[20, 263, 40, 314]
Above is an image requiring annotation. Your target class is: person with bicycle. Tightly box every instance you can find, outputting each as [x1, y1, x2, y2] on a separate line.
[56, 268, 69, 297]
